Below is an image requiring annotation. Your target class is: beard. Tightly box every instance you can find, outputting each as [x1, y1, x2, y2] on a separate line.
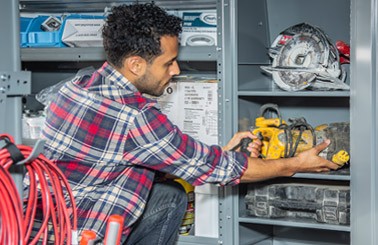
[135, 71, 169, 97]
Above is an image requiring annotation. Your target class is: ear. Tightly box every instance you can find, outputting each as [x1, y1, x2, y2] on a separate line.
[125, 56, 147, 77]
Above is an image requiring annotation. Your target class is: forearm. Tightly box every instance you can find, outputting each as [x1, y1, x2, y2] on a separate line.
[240, 157, 297, 183]
[239, 140, 340, 183]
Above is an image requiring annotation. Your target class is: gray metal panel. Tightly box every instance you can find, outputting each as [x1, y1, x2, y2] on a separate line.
[238, 64, 273, 91]
[219, 0, 235, 153]
[20, 0, 217, 12]
[238, 91, 350, 97]
[293, 172, 350, 181]
[177, 235, 218, 245]
[272, 227, 349, 245]
[239, 222, 272, 245]
[237, 96, 349, 127]
[218, 0, 238, 244]
[0, 1, 21, 72]
[350, 0, 378, 244]
[21, 48, 107, 62]
[230, 1, 274, 243]
[21, 46, 217, 62]
[0, 71, 31, 95]
[0, 0, 24, 142]
[237, 0, 270, 64]
[30, 72, 76, 93]
[266, 0, 350, 44]
[238, 218, 350, 232]
[1, 0, 31, 206]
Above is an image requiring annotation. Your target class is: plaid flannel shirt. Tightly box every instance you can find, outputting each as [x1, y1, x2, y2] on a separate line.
[41, 62, 248, 242]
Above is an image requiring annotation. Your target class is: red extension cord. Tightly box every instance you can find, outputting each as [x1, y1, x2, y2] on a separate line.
[0, 134, 77, 245]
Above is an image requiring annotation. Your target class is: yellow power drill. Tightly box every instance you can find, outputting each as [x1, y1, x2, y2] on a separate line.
[241, 104, 350, 166]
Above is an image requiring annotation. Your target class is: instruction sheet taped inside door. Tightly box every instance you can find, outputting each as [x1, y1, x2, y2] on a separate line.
[149, 81, 218, 145]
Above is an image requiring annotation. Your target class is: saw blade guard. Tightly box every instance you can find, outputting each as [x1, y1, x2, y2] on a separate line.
[261, 23, 349, 91]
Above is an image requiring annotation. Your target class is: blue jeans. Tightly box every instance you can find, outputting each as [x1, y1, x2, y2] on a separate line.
[125, 180, 188, 245]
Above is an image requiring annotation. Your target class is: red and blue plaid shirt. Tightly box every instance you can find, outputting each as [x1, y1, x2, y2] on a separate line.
[41, 62, 248, 242]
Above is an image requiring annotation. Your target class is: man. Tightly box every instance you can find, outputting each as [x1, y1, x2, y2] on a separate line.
[41, 3, 340, 244]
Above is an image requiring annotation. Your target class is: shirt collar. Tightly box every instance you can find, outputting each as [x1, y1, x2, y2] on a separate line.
[98, 62, 139, 93]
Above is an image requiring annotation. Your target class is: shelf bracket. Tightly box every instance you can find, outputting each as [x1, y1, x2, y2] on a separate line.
[0, 70, 31, 95]
[0, 70, 31, 132]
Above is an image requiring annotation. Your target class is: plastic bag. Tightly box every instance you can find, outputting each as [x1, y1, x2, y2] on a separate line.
[35, 66, 95, 107]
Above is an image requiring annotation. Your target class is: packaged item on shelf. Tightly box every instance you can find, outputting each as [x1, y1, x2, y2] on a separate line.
[144, 76, 219, 145]
[20, 14, 106, 48]
[20, 17, 33, 47]
[194, 184, 219, 238]
[245, 183, 350, 225]
[181, 11, 217, 46]
[41, 16, 62, 32]
[25, 15, 66, 47]
[61, 15, 105, 47]
[22, 111, 45, 139]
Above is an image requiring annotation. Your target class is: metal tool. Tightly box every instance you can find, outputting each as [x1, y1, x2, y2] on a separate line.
[261, 23, 349, 91]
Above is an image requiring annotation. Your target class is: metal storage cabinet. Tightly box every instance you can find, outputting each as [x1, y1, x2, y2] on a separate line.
[1, 0, 378, 244]
[219, 0, 378, 244]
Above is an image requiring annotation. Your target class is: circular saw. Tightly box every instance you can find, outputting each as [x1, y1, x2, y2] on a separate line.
[261, 23, 349, 91]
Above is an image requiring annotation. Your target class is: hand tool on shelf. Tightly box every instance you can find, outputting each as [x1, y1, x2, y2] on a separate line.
[242, 104, 350, 166]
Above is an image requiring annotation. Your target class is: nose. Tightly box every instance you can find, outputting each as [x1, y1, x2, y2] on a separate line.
[169, 61, 180, 76]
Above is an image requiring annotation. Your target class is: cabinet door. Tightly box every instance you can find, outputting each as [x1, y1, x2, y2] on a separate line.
[350, 0, 378, 244]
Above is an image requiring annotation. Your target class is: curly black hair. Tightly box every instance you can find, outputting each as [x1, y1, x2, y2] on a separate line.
[102, 3, 182, 68]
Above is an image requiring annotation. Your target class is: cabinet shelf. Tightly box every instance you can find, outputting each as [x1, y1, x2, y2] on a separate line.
[19, 0, 218, 13]
[177, 235, 218, 244]
[238, 217, 351, 232]
[293, 169, 350, 181]
[238, 90, 350, 97]
[21, 46, 218, 62]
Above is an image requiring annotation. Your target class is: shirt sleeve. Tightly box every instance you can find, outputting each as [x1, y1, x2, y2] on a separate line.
[123, 105, 248, 186]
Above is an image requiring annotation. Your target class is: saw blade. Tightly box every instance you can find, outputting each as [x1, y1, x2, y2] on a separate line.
[272, 32, 326, 91]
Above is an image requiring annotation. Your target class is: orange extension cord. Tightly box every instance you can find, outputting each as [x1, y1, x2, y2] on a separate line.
[0, 134, 77, 245]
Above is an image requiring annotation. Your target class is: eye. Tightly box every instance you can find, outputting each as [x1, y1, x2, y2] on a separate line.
[165, 58, 177, 67]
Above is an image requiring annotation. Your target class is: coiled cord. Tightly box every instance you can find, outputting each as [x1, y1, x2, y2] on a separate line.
[0, 134, 77, 244]
[279, 117, 316, 158]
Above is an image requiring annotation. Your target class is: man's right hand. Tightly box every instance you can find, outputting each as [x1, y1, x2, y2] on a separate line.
[292, 139, 340, 173]
[240, 139, 341, 183]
